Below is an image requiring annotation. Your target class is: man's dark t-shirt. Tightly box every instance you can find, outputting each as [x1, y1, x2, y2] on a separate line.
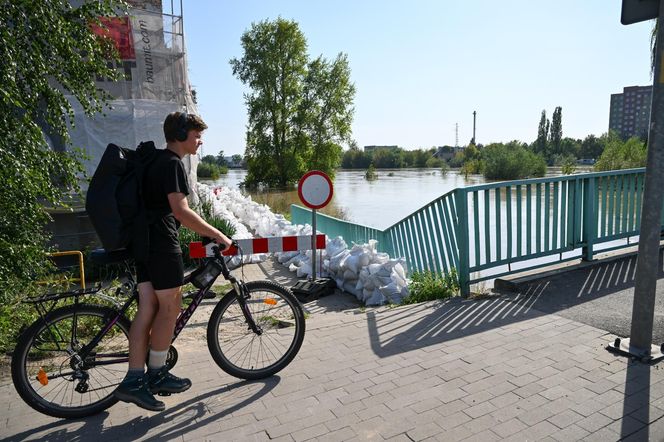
[143, 148, 190, 253]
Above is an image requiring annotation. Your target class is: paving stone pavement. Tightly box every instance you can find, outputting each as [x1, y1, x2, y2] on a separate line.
[2, 257, 664, 441]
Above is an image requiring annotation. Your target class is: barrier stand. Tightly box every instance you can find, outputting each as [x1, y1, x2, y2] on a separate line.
[290, 171, 337, 302]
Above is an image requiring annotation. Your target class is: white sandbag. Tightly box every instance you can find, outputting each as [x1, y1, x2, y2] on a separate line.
[367, 263, 382, 275]
[277, 251, 299, 264]
[392, 262, 407, 280]
[297, 263, 312, 278]
[343, 255, 359, 273]
[342, 281, 362, 298]
[373, 253, 389, 264]
[365, 290, 387, 306]
[373, 275, 392, 287]
[343, 269, 357, 281]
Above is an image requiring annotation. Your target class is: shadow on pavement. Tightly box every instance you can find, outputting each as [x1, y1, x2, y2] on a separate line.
[504, 250, 664, 343]
[5, 376, 280, 442]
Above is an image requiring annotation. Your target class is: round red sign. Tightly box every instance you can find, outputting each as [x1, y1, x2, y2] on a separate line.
[297, 171, 334, 209]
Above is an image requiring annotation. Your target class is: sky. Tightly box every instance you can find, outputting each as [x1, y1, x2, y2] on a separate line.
[179, 1, 656, 157]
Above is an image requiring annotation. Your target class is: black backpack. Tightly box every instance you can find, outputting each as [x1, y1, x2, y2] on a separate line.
[86, 141, 160, 261]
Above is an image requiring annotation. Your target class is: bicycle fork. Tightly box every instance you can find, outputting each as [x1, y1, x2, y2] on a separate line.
[229, 278, 263, 336]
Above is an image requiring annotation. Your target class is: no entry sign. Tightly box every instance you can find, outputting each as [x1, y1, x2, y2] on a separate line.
[297, 171, 333, 209]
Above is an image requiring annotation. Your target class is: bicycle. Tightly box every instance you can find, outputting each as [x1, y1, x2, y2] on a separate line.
[11, 239, 306, 419]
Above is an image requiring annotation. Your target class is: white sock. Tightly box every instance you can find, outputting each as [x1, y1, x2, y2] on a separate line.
[147, 349, 169, 370]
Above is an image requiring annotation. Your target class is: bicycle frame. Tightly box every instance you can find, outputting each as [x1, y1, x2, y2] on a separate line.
[73, 244, 259, 369]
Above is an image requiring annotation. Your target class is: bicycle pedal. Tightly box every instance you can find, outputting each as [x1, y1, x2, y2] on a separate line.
[156, 392, 172, 397]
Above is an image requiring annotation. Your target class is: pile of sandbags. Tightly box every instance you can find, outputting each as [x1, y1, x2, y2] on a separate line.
[198, 183, 410, 305]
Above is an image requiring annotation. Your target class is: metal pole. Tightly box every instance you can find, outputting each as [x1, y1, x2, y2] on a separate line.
[472, 111, 477, 144]
[629, 8, 664, 355]
[311, 209, 317, 280]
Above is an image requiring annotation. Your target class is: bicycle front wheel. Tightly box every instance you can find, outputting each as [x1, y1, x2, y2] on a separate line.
[207, 281, 305, 380]
[11, 304, 131, 418]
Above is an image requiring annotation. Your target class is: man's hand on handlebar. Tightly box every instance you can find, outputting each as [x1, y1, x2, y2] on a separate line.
[213, 232, 233, 252]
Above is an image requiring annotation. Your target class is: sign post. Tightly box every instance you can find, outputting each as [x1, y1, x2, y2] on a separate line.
[608, 0, 664, 363]
[291, 171, 336, 302]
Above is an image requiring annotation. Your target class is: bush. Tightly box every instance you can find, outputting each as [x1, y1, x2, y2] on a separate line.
[594, 135, 646, 171]
[365, 164, 378, 180]
[482, 143, 546, 180]
[402, 269, 459, 304]
[460, 159, 483, 177]
[425, 156, 443, 168]
[197, 162, 228, 180]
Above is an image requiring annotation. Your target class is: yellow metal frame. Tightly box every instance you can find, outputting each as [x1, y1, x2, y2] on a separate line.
[40, 250, 86, 289]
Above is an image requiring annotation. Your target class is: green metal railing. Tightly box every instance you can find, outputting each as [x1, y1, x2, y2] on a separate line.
[292, 168, 662, 295]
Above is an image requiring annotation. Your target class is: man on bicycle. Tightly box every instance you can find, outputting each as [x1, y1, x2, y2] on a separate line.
[114, 112, 232, 411]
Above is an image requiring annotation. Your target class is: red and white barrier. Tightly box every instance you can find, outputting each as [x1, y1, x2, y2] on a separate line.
[189, 234, 326, 258]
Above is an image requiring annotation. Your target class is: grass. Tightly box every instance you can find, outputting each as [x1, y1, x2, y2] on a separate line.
[402, 269, 459, 304]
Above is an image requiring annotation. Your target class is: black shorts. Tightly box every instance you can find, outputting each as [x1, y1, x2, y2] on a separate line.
[135, 253, 184, 290]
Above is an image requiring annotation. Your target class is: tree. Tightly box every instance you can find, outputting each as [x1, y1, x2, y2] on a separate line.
[594, 133, 647, 171]
[534, 110, 549, 157]
[0, 1, 127, 302]
[201, 155, 217, 164]
[372, 148, 404, 168]
[580, 134, 604, 159]
[230, 18, 355, 188]
[341, 146, 371, 169]
[215, 151, 227, 166]
[231, 154, 243, 165]
[482, 142, 546, 180]
[549, 106, 563, 156]
[298, 54, 355, 174]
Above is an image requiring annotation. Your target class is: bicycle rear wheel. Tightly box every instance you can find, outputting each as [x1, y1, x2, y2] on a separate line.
[11, 304, 131, 418]
[207, 281, 305, 380]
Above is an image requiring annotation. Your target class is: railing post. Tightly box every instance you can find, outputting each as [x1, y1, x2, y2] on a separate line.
[582, 177, 597, 261]
[454, 189, 471, 297]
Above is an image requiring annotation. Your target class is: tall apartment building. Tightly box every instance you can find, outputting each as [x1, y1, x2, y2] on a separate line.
[609, 85, 652, 140]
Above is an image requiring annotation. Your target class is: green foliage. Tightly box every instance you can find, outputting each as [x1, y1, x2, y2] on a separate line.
[371, 148, 404, 168]
[461, 159, 484, 177]
[561, 157, 577, 175]
[341, 146, 372, 168]
[215, 152, 227, 166]
[0, 1, 127, 306]
[580, 134, 604, 160]
[482, 142, 547, 180]
[231, 18, 355, 188]
[402, 269, 459, 304]
[342, 146, 444, 170]
[534, 110, 549, 158]
[594, 133, 647, 171]
[201, 154, 217, 164]
[549, 106, 563, 155]
[425, 156, 443, 168]
[197, 157, 228, 181]
[365, 163, 378, 180]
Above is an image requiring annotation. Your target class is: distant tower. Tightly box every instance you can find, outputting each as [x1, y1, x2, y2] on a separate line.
[455, 123, 459, 147]
[472, 111, 477, 145]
